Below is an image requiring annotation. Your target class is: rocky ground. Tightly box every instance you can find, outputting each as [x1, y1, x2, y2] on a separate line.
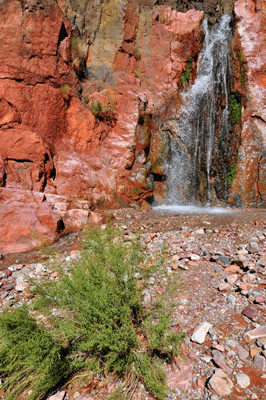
[1, 206, 266, 400]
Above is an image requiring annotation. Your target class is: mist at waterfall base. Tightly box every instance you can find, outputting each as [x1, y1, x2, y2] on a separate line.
[154, 15, 233, 215]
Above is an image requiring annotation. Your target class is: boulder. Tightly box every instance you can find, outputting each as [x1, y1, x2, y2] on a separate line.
[0, 203, 64, 254]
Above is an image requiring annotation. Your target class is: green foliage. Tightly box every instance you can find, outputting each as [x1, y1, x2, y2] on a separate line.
[226, 155, 238, 188]
[0, 307, 70, 400]
[179, 58, 192, 88]
[89, 96, 117, 125]
[133, 69, 141, 79]
[237, 49, 246, 87]
[60, 84, 71, 100]
[90, 100, 103, 116]
[133, 45, 141, 61]
[229, 92, 242, 125]
[0, 227, 184, 400]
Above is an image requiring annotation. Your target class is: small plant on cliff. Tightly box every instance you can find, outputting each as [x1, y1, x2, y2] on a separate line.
[236, 48, 246, 88]
[133, 44, 141, 61]
[179, 58, 192, 88]
[90, 100, 103, 116]
[60, 84, 71, 101]
[229, 92, 242, 125]
[226, 155, 238, 188]
[90, 98, 117, 126]
[0, 227, 184, 400]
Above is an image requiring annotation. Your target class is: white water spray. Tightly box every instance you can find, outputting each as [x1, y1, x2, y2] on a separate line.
[166, 15, 232, 207]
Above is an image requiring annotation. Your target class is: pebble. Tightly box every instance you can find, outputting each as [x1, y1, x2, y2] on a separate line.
[191, 321, 213, 344]
[247, 241, 260, 253]
[46, 391, 66, 400]
[227, 294, 236, 305]
[218, 282, 231, 291]
[219, 256, 231, 265]
[236, 373, 250, 388]
[226, 274, 238, 285]
[253, 354, 266, 372]
[208, 370, 233, 397]
[244, 325, 266, 342]
[194, 228, 205, 235]
[242, 305, 258, 320]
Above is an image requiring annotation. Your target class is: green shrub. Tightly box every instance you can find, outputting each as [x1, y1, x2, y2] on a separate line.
[0, 227, 184, 400]
[90, 100, 103, 116]
[237, 49, 246, 88]
[229, 93, 242, 125]
[133, 45, 141, 61]
[89, 99, 117, 125]
[60, 84, 71, 100]
[179, 58, 192, 88]
[226, 155, 238, 188]
[0, 307, 70, 400]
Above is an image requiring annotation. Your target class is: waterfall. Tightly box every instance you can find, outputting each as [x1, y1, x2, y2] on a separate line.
[167, 15, 232, 205]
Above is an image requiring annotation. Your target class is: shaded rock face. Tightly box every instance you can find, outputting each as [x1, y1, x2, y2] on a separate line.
[229, 0, 266, 206]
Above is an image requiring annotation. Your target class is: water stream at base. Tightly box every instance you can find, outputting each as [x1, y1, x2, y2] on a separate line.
[161, 15, 233, 214]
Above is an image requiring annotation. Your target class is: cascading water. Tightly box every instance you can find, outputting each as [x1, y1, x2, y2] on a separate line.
[167, 15, 232, 206]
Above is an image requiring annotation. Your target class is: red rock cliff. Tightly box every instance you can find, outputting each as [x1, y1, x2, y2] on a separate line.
[1, 0, 266, 253]
[0, 0, 204, 253]
[230, 0, 266, 206]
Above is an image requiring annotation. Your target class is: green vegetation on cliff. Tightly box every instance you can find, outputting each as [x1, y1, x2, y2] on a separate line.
[226, 155, 238, 188]
[229, 92, 242, 125]
[0, 227, 184, 400]
[179, 57, 192, 88]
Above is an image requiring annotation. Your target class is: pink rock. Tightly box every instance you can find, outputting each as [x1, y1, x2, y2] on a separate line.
[88, 211, 104, 225]
[242, 305, 258, 320]
[208, 370, 233, 397]
[47, 390, 65, 400]
[166, 361, 193, 392]
[253, 354, 266, 372]
[231, 0, 266, 205]
[244, 325, 266, 342]
[0, 203, 64, 254]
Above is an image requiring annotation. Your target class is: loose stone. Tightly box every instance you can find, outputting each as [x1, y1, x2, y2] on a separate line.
[253, 354, 266, 372]
[226, 274, 238, 285]
[219, 256, 231, 265]
[208, 370, 233, 397]
[242, 305, 258, 320]
[47, 391, 66, 400]
[218, 281, 231, 291]
[244, 325, 266, 342]
[191, 321, 213, 344]
[236, 373, 250, 388]
[247, 242, 260, 253]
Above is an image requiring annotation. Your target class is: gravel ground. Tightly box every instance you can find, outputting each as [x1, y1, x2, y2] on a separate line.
[1, 206, 266, 400]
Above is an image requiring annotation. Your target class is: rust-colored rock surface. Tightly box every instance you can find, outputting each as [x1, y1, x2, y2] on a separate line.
[2, 0, 266, 253]
[230, 0, 266, 206]
[0, 0, 205, 252]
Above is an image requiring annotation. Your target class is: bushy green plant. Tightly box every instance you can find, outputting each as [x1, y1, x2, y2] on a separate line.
[0, 307, 70, 400]
[0, 227, 184, 400]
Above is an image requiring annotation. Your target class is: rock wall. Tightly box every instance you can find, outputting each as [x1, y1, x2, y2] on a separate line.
[230, 0, 266, 206]
[1, 0, 266, 253]
[0, 0, 204, 253]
